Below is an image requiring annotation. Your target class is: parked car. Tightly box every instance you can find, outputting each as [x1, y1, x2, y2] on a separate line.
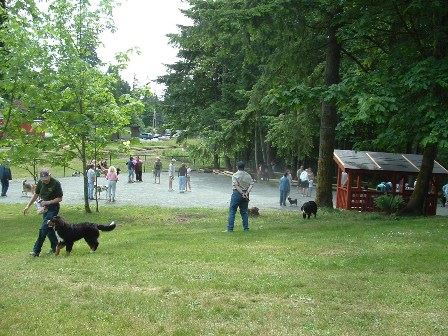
[139, 133, 153, 140]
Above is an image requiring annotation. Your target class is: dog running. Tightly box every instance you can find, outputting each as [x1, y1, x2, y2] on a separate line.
[287, 197, 298, 206]
[301, 201, 317, 219]
[22, 180, 36, 197]
[47, 215, 116, 255]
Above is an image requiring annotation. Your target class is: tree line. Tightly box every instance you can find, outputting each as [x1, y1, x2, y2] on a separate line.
[158, 0, 448, 215]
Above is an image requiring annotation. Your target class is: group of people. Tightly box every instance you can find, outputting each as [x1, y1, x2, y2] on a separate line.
[85, 157, 193, 202]
[126, 156, 144, 183]
[297, 166, 315, 197]
[20, 162, 251, 256]
[86, 160, 119, 203]
[278, 166, 315, 206]
[8, 155, 448, 257]
[168, 158, 192, 193]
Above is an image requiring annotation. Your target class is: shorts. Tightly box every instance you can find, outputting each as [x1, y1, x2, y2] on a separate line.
[300, 180, 309, 188]
[154, 169, 161, 177]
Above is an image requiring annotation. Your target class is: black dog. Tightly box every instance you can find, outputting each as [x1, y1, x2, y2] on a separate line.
[47, 215, 116, 255]
[287, 197, 298, 206]
[301, 201, 317, 219]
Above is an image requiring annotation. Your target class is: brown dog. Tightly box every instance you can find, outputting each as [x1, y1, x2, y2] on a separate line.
[248, 207, 260, 216]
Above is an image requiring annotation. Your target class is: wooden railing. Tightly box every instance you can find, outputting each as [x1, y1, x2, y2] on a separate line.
[336, 187, 438, 215]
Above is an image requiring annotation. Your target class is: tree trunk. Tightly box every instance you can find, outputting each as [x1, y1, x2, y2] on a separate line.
[259, 128, 267, 165]
[224, 156, 232, 171]
[213, 153, 219, 169]
[0, 1, 6, 27]
[254, 127, 258, 173]
[81, 137, 91, 213]
[292, 156, 299, 179]
[266, 144, 274, 178]
[401, 143, 437, 215]
[402, 10, 448, 215]
[316, 23, 341, 208]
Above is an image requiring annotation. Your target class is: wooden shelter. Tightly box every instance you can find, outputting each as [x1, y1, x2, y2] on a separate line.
[333, 149, 448, 215]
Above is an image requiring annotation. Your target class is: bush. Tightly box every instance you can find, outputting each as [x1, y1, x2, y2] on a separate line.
[374, 194, 405, 215]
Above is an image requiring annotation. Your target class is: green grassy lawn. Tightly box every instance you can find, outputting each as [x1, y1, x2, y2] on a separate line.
[0, 204, 447, 335]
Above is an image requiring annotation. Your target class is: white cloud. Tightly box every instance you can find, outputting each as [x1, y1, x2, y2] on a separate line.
[98, 0, 191, 96]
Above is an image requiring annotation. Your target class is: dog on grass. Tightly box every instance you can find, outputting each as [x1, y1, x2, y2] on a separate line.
[22, 180, 36, 197]
[47, 215, 116, 255]
[301, 201, 317, 219]
[248, 207, 260, 216]
[287, 197, 298, 206]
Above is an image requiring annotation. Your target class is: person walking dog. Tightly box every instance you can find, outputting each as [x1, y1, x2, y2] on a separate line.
[23, 169, 63, 257]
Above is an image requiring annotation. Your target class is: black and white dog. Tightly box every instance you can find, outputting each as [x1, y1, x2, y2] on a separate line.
[301, 201, 317, 219]
[47, 216, 116, 255]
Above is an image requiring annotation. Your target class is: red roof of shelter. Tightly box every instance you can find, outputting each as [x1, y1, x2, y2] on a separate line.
[334, 149, 448, 175]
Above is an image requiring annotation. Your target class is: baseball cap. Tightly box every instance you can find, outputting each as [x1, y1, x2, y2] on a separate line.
[39, 169, 50, 180]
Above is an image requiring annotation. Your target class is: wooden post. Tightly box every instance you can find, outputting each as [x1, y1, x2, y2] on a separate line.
[346, 172, 351, 210]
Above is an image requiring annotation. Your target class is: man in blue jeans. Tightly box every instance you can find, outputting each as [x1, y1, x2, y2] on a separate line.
[23, 169, 63, 257]
[0, 161, 12, 197]
[227, 161, 254, 232]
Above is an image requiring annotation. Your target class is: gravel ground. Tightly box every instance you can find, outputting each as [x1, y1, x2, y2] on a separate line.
[1, 171, 447, 216]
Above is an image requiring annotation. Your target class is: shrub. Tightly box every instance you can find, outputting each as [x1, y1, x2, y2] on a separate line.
[374, 194, 405, 215]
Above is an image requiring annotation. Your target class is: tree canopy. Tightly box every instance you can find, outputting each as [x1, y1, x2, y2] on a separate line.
[159, 0, 448, 214]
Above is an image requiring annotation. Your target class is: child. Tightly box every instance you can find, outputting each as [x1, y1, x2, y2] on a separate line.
[106, 166, 119, 202]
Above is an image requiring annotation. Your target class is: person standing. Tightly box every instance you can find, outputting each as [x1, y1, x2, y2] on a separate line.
[178, 163, 187, 193]
[306, 168, 315, 197]
[168, 158, 176, 191]
[154, 157, 162, 184]
[134, 156, 143, 182]
[227, 161, 254, 232]
[86, 164, 96, 200]
[299, 168, 309, 196]
[23, 169, 63, 257]
[106, 166, 119, 202]
[0, 161, 12, 197]
[186, 166, 192, 191]
[296, 165, 304, 193]
[126, 156, 135, 183]
[442, 183, 448, 207]
[279, 172, 290, 206]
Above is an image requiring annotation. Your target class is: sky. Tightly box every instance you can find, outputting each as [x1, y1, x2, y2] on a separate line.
[97, 0, 191, 97]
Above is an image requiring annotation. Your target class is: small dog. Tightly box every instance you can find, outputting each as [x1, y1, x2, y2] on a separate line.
[287, 197, 298, 206]
[47, 215, 116, 255]
[248, 207, 260, 216]
[301, 201, 317, 219]
[95, 185, 108, 198]
[22, 180, 36, 196]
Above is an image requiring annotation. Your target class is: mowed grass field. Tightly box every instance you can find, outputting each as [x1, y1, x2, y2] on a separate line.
[0, 204, 447, 335]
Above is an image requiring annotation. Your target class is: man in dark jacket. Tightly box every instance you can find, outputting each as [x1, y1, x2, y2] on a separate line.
[23, 169, 63, 257]
[0, 161, 12, 197]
